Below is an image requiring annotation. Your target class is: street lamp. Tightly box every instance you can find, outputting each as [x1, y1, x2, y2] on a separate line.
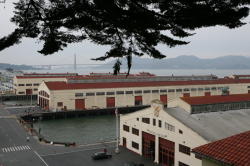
[115, 108, 120, 154]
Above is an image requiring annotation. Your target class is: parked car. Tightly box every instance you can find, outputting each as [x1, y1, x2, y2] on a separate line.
[91, 152, 112, 160]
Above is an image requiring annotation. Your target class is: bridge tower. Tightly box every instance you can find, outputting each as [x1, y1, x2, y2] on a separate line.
[74, 54, 77, 71]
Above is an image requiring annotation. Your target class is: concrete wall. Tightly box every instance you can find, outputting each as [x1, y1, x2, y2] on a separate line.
[120, 101, 208, 166]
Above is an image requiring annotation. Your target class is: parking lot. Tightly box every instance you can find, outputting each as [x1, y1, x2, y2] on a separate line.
[42, 146, 157, 166]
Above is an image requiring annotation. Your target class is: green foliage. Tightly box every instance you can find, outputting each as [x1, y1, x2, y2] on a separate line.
[0, 0, 249, 74]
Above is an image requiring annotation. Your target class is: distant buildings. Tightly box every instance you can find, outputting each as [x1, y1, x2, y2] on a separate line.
[192, 131, 250, 166]
[119, 94, 250, 166]
[13, 73, 78, 95]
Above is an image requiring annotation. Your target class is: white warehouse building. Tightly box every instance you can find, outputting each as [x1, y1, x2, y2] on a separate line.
[119, 94, 250, 166]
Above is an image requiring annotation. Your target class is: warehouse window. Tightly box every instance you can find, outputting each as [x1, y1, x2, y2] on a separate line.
[176, 89, 182, 92]
[123, 125, 129, 132]
[57, 102, 63, 107]
[158, 120, 162, 128]
[18, 92, 25, 94]
[132, 128, 139, 136]
[26, 84, 32, 86]
[191, 88, 197, 91]
[132, 142, 139, 150]
[160, 89, 167, 93]
[134, 90, 142, 94]
[143, 90, 151, 93]
[142, 118, 150, 124]
[211, 87, 217, 90]
[116, 91, 124, 95]
[168, 89, 175, 92]
[96, 92, 105, 96]
[179, 161, 189, 166]
[179, 144, 191, 155]
[33, 83, 40, 86]
[183, 88, 190, 92]
[126, 91, 133, 94]
[33, 88, 38, 91]
[198, 88, 204, 91]
[86, 93, 95, 96]
[165, 122, 175, 132]
[75, 93, 83, 97]
[153, 119, 156, 126]
[152, 90, 159, 93]
[18, 84, 24, 86]
[205, 87, 210, 90]
[106, 92, 115, 95]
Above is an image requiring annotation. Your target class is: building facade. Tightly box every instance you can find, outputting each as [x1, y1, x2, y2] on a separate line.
[120, 96, 250, 166]
[37, 78, 250, 111]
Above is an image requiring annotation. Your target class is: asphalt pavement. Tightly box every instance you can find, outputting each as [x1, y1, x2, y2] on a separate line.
[0, 104, 157, 166]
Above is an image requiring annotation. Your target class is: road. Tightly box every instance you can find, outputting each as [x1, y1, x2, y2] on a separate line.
[0, 104, 156, 166]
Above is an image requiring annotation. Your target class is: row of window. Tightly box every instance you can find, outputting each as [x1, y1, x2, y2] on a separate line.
[141, 117, 175, 132]
[123, 125, 140, 136]
[39, 90, 50, 98]
[191, 101, 250, 114]
[18, 89, 38, 94]
[17, 83, 40, 87]
[74, 86, 228, 97]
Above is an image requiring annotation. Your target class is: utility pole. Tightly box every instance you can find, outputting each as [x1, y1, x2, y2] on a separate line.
[115, 108, 120, 154]
[30, 87, 33, 106]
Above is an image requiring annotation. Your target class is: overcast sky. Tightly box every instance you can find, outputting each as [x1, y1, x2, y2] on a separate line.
[0, 0, 250, 65]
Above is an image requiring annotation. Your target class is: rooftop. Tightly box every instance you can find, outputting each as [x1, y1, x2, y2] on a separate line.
[181, 94, 250, 105]
[23, 73, 78, 76]
[166, 107, 250, 141]
[193, 131, 250, 166]
[44, 79, 250, 90]
[16, 73, 78, 79]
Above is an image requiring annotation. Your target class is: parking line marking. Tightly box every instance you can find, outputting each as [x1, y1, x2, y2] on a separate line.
[34, 151, 49, 166]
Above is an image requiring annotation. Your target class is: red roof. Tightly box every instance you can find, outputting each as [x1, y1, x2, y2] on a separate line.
[193, 131, 250, 166]
[181, 94, 250, 105]
[23, 73, 77, 76]
[16, 76, 76, 79]
[44, 79, 250, 90]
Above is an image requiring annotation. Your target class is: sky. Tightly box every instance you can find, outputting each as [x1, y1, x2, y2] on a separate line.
[0, 0, 250, 65]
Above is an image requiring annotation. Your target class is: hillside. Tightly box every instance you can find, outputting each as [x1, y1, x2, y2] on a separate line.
[96, 55, 250, 69]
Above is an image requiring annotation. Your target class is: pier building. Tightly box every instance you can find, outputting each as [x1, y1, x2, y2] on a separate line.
[37, 75, 250, 111]
[119, 95, 250, 166]
[13, 73, 78, 95]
